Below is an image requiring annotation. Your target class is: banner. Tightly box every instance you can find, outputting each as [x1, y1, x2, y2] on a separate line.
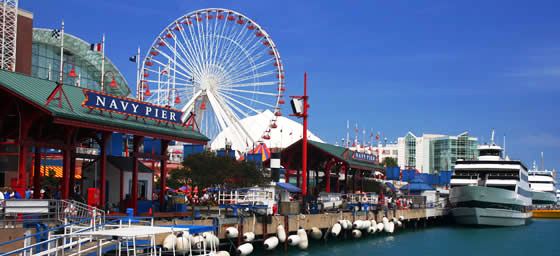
[82, 90, 183, 124]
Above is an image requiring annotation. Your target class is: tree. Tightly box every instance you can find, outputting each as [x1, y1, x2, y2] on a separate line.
[167, 152, 269, 189]
[382, 157, 398, 167]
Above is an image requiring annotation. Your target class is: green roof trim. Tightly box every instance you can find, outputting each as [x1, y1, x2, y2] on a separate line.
[0, 69, 208, 143]
[308, 140, 382, 170]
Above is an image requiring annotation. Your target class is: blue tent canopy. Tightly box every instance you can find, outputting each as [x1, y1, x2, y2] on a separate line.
[400, 178, 435, 192]
[276, 182, 302, 193]
[385, 182, 397, 192]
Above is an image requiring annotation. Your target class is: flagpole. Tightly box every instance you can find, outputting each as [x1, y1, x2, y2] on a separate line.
[100, 33, 105, 91]
[58, 20, 65, 84]
[136, 46, 140, 98]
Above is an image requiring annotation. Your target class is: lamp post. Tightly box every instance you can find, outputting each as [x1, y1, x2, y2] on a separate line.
[102, 71, 119, 92]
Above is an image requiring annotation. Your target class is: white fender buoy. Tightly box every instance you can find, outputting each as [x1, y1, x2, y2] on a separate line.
[399, 215, 405, 221]
[216, 251, 230, 256]
[377, 223, 384, 232]
[237, 243, 254, 256]
[361, 220, 371, 230]
[297, 228, 308, 250]
[176, 236, 191, 252]
[203, 233, 219, 248]
[352, 229, 362, 238]
[392, 217, 398, 223]
[310, 227, 322, 240]
[277, 225, 286, 242]
[352, 220, 363, 229]
[397, 220, 403, 227]
[287, 234, 300, 246]
[382, 217, 389, 224]
[162, 234, 177, 251]
[338, 220, 348, 229]
[370, 220, 377, 231]
[263, 236, 279, 250]
[331, 223, 342, 237]
[243, 232, 255, 242]
[368, 226, 376, 234]
[225, 227, 238, 238]
[387, 221, 395, 234]
[189, 235, 204, 250]
[346, 220, 353, 229]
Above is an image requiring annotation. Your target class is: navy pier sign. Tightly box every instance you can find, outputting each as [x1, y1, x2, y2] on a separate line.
[82, 90, 183, 124]
[351, 151, 376, 163]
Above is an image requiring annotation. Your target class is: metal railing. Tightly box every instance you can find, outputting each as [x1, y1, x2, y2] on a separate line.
[0, 199, 105, 256]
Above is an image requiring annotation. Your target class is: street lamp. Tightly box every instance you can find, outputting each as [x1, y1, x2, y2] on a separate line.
[102, 71, 119, 91]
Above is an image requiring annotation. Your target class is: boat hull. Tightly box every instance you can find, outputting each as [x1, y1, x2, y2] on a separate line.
[450, 186, 531, 226]
[451, 207, 531, 226]
[531, 209, 560, 218]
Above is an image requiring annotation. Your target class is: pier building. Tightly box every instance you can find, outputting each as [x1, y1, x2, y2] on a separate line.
[0, 69, 208, 213]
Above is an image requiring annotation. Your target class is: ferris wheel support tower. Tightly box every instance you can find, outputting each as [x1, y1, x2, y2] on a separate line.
[0, 0, 17, 72]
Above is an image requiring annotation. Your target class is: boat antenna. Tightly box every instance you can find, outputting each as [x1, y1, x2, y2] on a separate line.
[541, 151, 544, 171]
[503, 134, 506, 158]
[490, 129, 495, 145]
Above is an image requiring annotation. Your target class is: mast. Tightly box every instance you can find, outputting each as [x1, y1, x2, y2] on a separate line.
[541, 151, 544, 171]
[490, 129, 495, 145]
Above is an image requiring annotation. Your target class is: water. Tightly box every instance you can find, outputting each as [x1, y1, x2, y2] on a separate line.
[257, 219, 559, 256]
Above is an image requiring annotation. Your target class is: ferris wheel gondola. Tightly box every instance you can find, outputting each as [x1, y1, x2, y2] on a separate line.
[139, 8, 285, 151]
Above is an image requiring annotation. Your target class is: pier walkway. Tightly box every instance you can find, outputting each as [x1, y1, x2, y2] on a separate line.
[154, 208, 447, 240]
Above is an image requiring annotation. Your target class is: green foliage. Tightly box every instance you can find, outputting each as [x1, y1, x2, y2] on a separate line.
[382, 157, 398, 167]
[167, 152, 268, 189]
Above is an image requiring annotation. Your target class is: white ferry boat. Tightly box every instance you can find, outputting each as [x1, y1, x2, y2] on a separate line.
[528, 161, 557, 205]
[449, 131, 532, 226]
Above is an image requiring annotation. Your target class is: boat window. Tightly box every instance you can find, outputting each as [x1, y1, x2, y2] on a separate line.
[479, 149, 501, 156]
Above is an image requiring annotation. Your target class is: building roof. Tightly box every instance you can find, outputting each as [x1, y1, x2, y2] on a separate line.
[33, 28, 130, 96]
[0, 69, 208, 143]
[211, 109, 322, 152]
[282, 139, 382, 171]
[308, 140, 382, 170]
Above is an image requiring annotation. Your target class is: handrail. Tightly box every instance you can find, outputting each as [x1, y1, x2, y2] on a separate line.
[0, 219, 120, 256]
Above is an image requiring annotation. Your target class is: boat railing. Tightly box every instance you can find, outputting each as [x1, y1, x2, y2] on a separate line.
[0, 199, 105, 229]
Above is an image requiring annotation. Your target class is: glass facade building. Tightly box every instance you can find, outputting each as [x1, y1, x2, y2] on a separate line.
[31, 28, 130, 96]
[405, 133, 416, 168]
[431, 132, 478, 172]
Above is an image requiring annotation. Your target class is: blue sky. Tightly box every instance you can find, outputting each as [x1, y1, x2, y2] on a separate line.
[22, 0, 560, 169]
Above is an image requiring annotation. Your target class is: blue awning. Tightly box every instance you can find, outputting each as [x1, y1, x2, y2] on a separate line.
[400, 180, 435, 192]
[276, 182, 302, 193]
[385, 182, 397, 192]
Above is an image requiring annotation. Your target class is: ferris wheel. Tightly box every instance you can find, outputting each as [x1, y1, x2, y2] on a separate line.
[139, 8, 285, 151]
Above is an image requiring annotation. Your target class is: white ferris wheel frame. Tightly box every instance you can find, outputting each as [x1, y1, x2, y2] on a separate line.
[139, 8, 285, 151]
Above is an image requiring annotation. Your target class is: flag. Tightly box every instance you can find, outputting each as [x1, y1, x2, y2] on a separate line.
[90, 43, 102, 52]
[376, 132, 380, 140]
[51, 29, 61, 39]
[129, 55, 137, 63]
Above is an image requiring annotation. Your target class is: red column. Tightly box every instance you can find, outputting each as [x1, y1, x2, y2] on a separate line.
[62, 147, 71, 199]
[131, 136, 143, 214]
[325, 160, 333, 193]
[159, 140, 169, 211]
[17, 119, 32, 192]
[69, 151, 76, 197]
[301, 73, 308, 197]
[33, 147, 41, 199]
[99, 132, 111, 209]
[344, 166, 348, 193]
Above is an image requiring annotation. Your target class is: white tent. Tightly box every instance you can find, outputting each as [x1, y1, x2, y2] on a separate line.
[211, 110, 323, 152]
